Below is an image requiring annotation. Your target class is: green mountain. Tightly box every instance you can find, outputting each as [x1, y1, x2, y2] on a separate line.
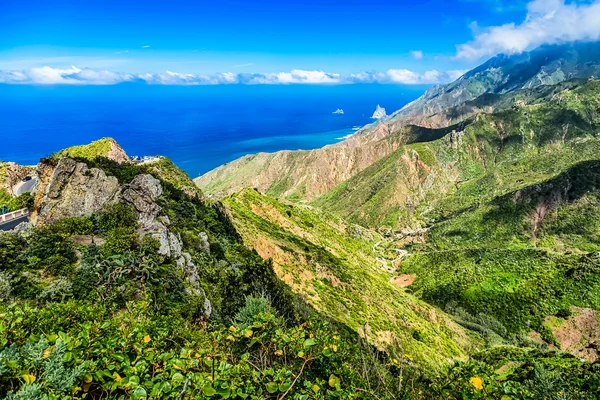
[4, 43, 600, 399]
[314, 79, 600, 231]
[195, 42, 600, 203]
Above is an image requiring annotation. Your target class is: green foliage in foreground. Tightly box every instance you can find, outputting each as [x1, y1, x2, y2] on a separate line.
[1, 299, 598, 399]
[0, 300, 405, 399]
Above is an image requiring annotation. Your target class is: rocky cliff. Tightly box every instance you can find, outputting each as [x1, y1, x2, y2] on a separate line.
[30, 155, 212, 317]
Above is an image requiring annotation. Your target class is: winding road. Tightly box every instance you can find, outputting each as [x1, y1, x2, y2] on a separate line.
[12, 176, 38, 196]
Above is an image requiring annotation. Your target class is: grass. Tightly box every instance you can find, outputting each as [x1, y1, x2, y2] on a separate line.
[224, 188, 478, 373]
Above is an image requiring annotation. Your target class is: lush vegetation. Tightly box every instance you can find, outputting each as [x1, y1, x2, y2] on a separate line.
[3, 78, 600, 397]
[53, 138, 117, 161]
[224, 188, 474, 372]
[314, 79, 600, 231]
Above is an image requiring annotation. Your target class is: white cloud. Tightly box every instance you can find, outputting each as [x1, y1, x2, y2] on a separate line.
[0, 66, 465, 85]
[456, 0, 600, 59]
[347, 69, 468, 84]
[142, 45, 151, 48]
[0, 65, 134, 85]
[411, 50, 424, 60]
[247, 70, 342, 84]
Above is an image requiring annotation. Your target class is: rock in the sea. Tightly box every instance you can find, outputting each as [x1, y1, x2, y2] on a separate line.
[34, 158, 121, 225]
[371, 105, 387, 119]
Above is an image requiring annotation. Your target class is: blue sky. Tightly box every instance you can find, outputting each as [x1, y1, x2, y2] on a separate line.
[1, 0, 599, 84]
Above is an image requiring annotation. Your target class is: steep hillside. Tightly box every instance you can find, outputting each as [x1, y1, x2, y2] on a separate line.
[314, 79, 600, 231]
[223, 188, 475, 371]
[392, 41, 600, 125]
[196, 42, 600, 202]
[3, 139, 598, 398]
[394, 159, 600, 363]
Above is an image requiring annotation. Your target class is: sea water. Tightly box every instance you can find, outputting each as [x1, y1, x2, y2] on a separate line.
[0, 83, 428, 177]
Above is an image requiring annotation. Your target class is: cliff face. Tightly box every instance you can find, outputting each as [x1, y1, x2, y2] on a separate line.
[196, 41, 600, 202]
[32, 158, 121, 224]
[29, 155, 213, 317]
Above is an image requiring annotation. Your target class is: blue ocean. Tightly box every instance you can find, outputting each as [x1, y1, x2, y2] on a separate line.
[0, 84, 428, 177]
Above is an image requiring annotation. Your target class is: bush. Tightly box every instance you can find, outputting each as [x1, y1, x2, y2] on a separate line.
[94, 203, 137, 233]
[50, 217, 94, 236]
[102, 227, 139, 255]
[7, 192, 34, 211]
[42, 254, 75, 277]
[234, 294, 274, 328]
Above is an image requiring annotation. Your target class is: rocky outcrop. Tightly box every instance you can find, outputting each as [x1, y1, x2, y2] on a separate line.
[121, 174, 163, 226]
[31, 155, 212, 318]
[371, 105, 386, 119]
[32, 158, 121, 225]
[106, 139, 130, 164]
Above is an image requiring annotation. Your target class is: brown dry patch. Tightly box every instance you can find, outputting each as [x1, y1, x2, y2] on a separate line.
[391, 274, 416, 287]
[547, 307, 600, 362]
[70, 235, 105, 246]
[315, 264, 343, 287]
[528, 331, 545, 345]
[374, 330, 395, 349]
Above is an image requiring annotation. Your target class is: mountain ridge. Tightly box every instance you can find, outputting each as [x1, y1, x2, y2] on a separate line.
[195, 41, 600, 202]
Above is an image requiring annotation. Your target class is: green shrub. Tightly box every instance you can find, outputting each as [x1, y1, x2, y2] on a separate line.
[102, 227, 139, 256]
[95, 203, 137, 233]
[50, 216, 94, 236]
[7, 192, 33, 211]
[234, 294, 274, 328]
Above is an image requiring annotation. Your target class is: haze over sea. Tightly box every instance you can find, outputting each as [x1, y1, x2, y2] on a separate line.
[0, 83, 428, 177]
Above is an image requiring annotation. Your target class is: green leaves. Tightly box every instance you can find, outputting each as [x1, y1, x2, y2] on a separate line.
[265, 382, 278, 393]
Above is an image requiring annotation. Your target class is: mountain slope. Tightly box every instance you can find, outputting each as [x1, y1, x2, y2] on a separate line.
[314, 78, 600, 230]
[223, 188, 476, 371]
[196, 41, 600, 203]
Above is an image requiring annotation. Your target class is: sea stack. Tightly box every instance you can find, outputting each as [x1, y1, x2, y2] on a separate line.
[371, 105, 386, 119]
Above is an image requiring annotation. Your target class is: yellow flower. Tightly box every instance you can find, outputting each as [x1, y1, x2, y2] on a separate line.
[143, 335, 151, 343]
[331, 344, 338, 352]
[43, 348, 51, 359]
[229, 326, 237, 333]
[274, 349, 283, 356]
[244, 330, 253, 338]
[470, 376, 484, 390]
[226, 335, 236, 342]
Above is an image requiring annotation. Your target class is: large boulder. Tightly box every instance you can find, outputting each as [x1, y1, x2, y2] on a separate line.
[121, 174, 163, 226]
[33, 158, 120, 225]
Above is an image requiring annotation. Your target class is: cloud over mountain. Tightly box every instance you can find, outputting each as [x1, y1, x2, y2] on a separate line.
[0, 66, 465, 86]
[456, 0, 600, 59]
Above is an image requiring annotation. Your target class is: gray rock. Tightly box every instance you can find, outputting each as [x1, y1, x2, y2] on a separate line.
[10, 221, 34, 238]
[121, 174, 163, 226]
[35, 158, 121, 224]
[198, 232, 211, 255]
